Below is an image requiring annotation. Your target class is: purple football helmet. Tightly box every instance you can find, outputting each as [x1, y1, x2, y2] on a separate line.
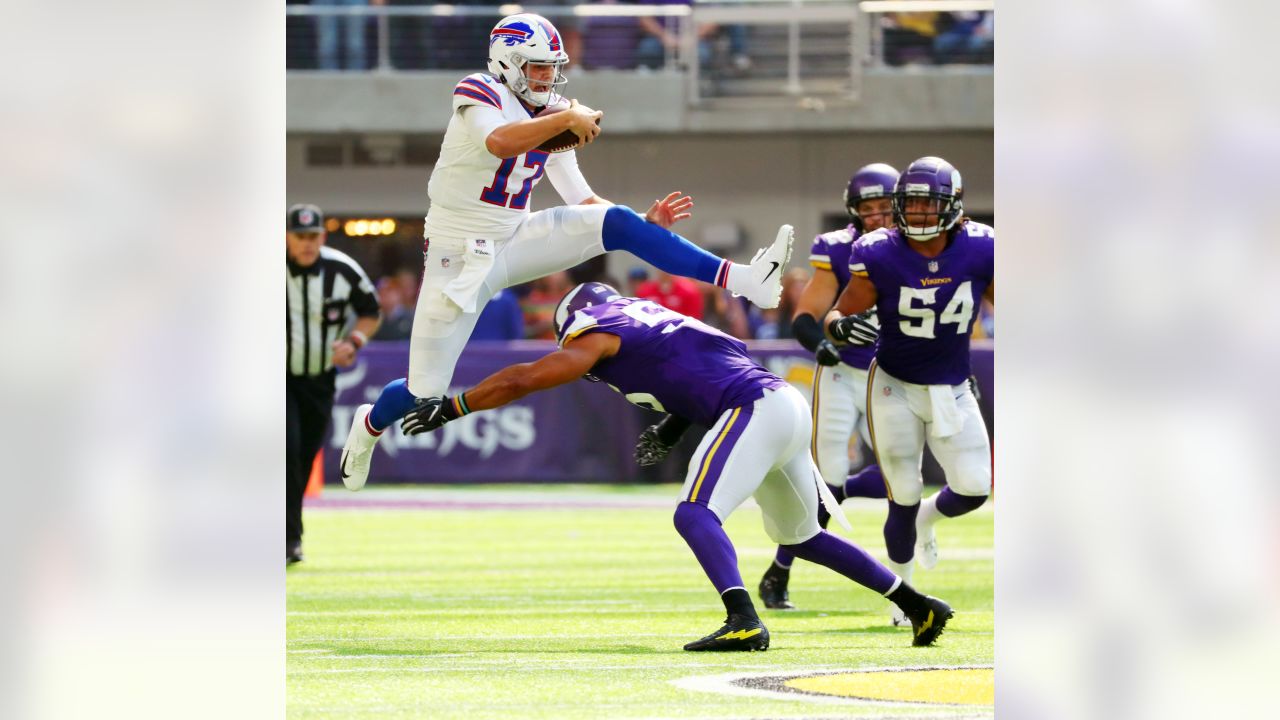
[892, 156, 965, 241]
[554, 282, 621, 340]
[843, 163, 900, 231]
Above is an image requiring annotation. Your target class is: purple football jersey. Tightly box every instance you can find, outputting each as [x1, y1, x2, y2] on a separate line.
[810, 225, 875, 370]
[849, 221, 994, 385]
[560, 298, 787, 426]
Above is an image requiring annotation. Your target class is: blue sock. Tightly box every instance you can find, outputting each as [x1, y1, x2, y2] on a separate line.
[673, 502, 745, 595]
[884, 501, 920, 564]
[784, 530, 897, 595]
[368, 378, 419, 431]
[935, 486, 988, 517]
[844, 465, 887, 499]
[602, 206, 729, 287]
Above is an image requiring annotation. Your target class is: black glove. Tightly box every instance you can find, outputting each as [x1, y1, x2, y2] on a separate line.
[634, 414, 692, 467]
[968, 374, 982, 403]
[401, 396, 461, 436]
[814, 339, 842, 366]
[828, 311, 880, 346]
[635, 425, 672, 467]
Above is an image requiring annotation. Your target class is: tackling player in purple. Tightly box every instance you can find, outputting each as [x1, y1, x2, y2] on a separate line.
[756, 163, 897, 612]
[826, 156, 994, 594]
[400, 282, 953, 651]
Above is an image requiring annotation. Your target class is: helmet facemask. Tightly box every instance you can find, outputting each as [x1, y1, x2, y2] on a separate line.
[513, 56, 567, 107]
[893, 188, 963, 241]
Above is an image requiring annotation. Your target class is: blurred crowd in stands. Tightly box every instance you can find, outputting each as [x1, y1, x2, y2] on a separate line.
[286, 1, 993, 72]
[368, 263, 993, 344]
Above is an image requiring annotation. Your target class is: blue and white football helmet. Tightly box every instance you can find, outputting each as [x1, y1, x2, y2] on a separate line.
[843, 163, 900, 232]
[892, 156, 965, 241]
[554, 282, 620, 340]
[487, 13, 569, 107]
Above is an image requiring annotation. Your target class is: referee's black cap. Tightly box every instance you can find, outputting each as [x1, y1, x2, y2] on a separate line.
[287, 203, 325, 232]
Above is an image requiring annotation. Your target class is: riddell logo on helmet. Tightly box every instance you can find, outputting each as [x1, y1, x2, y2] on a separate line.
[491, 23, 535, 46]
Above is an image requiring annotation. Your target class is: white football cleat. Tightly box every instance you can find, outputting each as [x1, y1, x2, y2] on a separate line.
[736, 224, 794, 309]
[916, 515, 940, 570]
[891, 605, 911, 627]
[340, 403, 381, 491]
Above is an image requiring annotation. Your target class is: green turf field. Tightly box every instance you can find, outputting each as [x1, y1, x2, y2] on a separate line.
[287, 485, 993, 719]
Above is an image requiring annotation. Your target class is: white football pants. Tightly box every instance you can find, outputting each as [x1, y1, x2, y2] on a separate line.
[407, 204, 609, 397]
[679, 385, 825, 546]
[809, 362, 872, 489]
[866, 360, 992, 506]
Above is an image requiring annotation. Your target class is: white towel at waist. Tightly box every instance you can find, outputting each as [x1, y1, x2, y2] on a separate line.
[927, 383, 965, 438]
[441, 237, 495, 313]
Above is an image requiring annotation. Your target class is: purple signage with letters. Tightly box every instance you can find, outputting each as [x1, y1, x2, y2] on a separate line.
[325, 340, 994, 485]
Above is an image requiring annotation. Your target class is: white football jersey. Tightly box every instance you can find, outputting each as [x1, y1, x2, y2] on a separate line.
[424, 73, 593, 243]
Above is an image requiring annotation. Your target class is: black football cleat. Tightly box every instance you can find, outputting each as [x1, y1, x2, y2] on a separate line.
[907, 596, 953, 647]
[683, 614, 770, 652]
[287, 542, 304, 565]
[758, 565, 796, 610]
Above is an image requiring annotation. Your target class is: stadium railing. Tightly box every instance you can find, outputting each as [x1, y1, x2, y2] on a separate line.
[285, 1, 994, 102]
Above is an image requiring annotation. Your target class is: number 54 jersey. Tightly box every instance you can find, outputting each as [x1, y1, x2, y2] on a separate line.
[424, 73, 593, 243]
[850, 222, 994, 386]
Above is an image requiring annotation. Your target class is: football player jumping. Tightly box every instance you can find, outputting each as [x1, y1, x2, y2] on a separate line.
[400, 282, 953, 651]
[339, 13, 794, 491]
[756, 163, 898, 612]
[825, 156, 994, 601]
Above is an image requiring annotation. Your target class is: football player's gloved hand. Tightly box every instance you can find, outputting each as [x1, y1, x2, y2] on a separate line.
[634, 414, 692, 467]
[814, 339, 842, 367]
[968, 374, 982, 403]
[634, 425, 672, 467]
[401, 396, 460, 436]
[828, 311, 879, 346]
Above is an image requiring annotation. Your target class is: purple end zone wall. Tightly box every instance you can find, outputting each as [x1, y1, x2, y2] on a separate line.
[323, 340, 994, 485]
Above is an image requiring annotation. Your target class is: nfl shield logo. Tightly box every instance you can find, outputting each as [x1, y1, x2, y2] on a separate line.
[300, 210, 314, 225]
[442, 258, 450, 268]
[928, 260, 939, 273]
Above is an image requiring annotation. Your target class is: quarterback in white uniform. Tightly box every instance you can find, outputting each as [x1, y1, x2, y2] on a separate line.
[339, 14, 795, 491]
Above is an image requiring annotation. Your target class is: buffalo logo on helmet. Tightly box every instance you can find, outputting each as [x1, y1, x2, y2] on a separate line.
[491, 22, 535, 47]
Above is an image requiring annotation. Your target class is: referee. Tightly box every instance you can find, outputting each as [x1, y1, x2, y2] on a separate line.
[287, 203, 381, 564]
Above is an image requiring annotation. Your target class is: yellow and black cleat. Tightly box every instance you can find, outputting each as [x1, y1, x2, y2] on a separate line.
[908, 596, 954, 647]
[683, 614, 770, 652]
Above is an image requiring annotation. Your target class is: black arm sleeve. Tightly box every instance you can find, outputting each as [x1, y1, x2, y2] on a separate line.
[791, 313, 826, 354]
[655, 414, 692, 445]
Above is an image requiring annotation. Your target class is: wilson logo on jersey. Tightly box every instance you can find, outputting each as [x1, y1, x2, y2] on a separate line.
[491, 22, 534, 46]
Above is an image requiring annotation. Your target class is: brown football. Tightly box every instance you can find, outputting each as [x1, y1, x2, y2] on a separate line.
[534, 101, 600, 153]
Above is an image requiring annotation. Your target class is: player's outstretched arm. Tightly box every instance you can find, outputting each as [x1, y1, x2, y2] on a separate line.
[485, 99, 603, 159]
[791, 269, 842, 365]
[401, 333, 621, 435]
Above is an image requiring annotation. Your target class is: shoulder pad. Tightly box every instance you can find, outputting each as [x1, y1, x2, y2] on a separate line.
[453, 74, 503, 110]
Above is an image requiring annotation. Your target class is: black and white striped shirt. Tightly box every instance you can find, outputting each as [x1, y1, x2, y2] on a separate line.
[286, 247, 380, 377]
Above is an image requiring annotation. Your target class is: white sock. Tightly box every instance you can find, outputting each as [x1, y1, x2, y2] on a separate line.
[722, 260, 751, 295]
[886, 558, 914, 586]
[917, 493, 944, 532]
